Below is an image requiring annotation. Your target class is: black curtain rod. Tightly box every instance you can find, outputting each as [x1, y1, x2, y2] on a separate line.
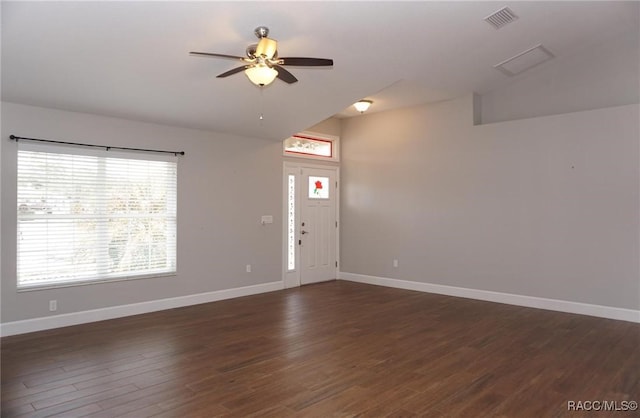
[9, 135, 185, 156]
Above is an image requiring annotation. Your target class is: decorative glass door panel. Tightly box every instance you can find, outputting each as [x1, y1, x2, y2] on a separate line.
[308, 176, 329, 199]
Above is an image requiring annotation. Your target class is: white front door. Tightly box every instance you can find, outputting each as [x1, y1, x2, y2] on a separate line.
[300, 167, 337, 284]
[283, 163, 338, 287]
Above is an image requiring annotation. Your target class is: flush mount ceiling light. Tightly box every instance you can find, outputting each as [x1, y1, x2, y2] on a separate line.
[353, 100, 373, 113]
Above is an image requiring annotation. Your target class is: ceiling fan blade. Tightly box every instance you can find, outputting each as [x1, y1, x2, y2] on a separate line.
[190, 51, 245, 61]
[279, 57, 333, 67]
[255, 38, 278, 59]
[273, 65, 298, 84]
[216, 66, 249, 78]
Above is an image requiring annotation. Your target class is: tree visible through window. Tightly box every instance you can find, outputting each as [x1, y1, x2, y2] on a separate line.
[17, 143, 177, 289]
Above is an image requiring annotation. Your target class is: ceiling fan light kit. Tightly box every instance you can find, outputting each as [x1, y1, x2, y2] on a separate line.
[189, 26, 334, 87]
[245, 65, 278, 86]
[354, 100, 373, 113]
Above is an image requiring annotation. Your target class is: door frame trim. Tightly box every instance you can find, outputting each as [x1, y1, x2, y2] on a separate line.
[282, 161, 340, 288]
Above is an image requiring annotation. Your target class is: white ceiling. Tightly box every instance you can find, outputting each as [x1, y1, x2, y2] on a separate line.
[2, 1, 637, 140]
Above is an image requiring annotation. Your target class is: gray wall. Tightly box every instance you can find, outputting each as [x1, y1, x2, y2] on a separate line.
[1, 102, 283, 322]
[3, 96, 638, 323]
[340, 96, 639, 310]
[307, 117, 342, 138]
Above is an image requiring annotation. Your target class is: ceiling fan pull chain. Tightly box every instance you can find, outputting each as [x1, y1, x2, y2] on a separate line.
[259, 87, 265, 122]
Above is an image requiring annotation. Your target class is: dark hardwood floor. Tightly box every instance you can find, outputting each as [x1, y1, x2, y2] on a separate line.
[1, 281, 638, 417]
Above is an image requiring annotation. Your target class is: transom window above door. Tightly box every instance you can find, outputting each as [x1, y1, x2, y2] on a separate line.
[283, 133, 339, 161]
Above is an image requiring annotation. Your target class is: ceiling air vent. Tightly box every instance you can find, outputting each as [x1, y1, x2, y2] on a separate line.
[484, 6, 518, 29]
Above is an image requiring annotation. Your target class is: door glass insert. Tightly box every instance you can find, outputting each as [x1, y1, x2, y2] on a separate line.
[308, 176, 329, 199]
[287, 174, 296, 271]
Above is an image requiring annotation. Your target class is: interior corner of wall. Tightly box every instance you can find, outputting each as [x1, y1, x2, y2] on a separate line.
[472, 93, 482, 126]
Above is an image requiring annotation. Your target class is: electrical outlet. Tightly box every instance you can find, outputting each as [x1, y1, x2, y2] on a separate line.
[246, 264, 252, 273]
[49, 300, 57, 312]
[393, 259, 399, 268]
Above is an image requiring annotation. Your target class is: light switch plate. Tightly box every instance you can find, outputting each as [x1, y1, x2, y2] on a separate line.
[261, 215, 273, 225]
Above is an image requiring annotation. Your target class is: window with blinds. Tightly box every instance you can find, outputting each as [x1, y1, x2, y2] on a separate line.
[17, 142, 177, 289]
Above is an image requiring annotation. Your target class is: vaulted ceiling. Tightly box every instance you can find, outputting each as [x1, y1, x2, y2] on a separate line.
[2, 1, 637, 140]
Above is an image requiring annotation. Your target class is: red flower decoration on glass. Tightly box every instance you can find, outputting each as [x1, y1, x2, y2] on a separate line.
[314, 180, 323, 195]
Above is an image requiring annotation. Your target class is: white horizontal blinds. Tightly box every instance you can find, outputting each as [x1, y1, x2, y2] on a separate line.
[17, 143, 177, 288]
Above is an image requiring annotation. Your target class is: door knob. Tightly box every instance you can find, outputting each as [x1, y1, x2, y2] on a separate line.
[301, 230, 309, 234]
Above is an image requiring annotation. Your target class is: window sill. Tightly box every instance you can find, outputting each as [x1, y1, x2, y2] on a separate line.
[16, 272, 177, 292]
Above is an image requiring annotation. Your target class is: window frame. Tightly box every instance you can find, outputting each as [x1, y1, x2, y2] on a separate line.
[16, 141, 178, 291]
[283, 132, 339, 162]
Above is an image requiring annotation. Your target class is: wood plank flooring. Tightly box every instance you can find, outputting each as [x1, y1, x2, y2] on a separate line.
[1, 281, 638, 417]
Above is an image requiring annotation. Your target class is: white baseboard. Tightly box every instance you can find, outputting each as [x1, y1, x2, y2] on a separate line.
[0, 281, 284, 337]
[338, 272, 640, 323]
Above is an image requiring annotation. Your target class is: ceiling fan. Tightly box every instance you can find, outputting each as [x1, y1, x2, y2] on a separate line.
[189, 26, 334, 87]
